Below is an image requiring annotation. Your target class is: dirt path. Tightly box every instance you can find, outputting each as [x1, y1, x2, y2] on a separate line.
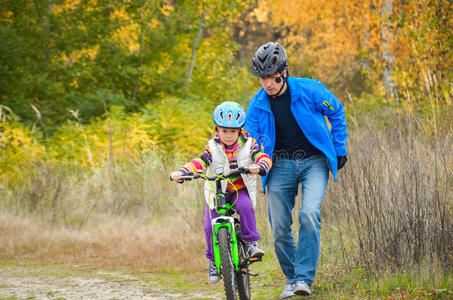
[0, 265, 220, 299]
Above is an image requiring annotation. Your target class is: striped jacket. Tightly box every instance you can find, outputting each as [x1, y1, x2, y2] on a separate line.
[179, 131, 272, 208]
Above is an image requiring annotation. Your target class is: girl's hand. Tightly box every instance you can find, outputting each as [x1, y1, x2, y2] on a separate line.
[248, 164, 261, 175]
[170, 171, 183, 183]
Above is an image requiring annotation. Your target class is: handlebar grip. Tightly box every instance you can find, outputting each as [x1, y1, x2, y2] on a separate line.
[171, 172, 194, 182]
[237, 166, 252, 174]
[180, 172, 199, 181]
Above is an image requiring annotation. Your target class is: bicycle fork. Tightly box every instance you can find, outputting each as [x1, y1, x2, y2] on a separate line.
[212, 216, 239, 274]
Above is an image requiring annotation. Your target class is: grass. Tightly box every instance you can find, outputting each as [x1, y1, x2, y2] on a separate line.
[0, 108, 452, 299]
[0, 213, 206, 270]
[0, 212, 451, 299]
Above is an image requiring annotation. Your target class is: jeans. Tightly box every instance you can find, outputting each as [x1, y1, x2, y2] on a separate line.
[204, 189, 261, 262]
[267, 155, 329, 285]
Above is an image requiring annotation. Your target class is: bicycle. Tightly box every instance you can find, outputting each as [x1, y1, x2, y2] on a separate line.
[173, 166, 262, 300]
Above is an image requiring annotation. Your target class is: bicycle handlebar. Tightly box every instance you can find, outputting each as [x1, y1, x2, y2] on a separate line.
[170, 166, 255, 182]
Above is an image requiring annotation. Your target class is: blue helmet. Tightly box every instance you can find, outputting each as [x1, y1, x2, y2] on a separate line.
[213, 101, 246, 128]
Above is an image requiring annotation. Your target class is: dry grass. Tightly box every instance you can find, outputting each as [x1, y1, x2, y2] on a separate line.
[323, 112, 453, 273]
[1, 109, 452, 280]
[0, 213, 205, 270]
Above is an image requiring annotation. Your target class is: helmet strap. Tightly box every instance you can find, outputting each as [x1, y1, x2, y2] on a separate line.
[270, 70, 287, 98]
[216, 127, 241, 152]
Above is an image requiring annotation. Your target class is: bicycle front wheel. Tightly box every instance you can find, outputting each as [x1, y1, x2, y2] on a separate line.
[219, 226, 237, 300]
[236, 240, 251, 300]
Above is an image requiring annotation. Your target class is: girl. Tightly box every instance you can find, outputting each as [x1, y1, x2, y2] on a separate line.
[170, 101, 272, 283]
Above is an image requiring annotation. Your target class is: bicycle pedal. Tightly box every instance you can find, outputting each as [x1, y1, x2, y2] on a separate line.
[248, 256, 263, 264]
[238, 269, 258, 277]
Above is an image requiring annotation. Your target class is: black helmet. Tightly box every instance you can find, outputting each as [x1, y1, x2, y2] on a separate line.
[251, 42, 288, 77]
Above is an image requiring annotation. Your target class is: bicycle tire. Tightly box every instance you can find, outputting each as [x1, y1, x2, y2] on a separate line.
[236, 240, 251, 300]
[219, 227, 237, 300]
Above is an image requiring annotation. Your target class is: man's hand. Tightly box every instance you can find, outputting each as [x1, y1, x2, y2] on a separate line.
[249, 164, 266, 176]
[170, 171, 183, 183]
[248, 164, 261, 175]
[337, 156, 348, 170]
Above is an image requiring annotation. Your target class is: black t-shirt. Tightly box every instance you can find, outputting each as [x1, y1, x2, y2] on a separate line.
[270, 86, 323, 159]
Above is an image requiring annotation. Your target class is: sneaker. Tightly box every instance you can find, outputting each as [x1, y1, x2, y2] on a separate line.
[294, 280, 311, 296]
[208, 261, 220, 283]
[279, 283, 295, 299]
[246, 242, 265, 258]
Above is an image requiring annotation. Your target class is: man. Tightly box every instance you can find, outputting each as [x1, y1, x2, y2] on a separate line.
[244, 42, 348, 298]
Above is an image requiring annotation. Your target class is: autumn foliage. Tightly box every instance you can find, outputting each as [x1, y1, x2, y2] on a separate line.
[0, 2, 451, 289]
[264, 0, 451, 105]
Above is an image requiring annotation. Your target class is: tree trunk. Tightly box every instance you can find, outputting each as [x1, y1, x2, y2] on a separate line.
[381, 0, 398, 99]
[238, 47, 249, 100]
[184, 12, 205, 93]
[45, 0, 52, 65]
[132, 24, 144, 104]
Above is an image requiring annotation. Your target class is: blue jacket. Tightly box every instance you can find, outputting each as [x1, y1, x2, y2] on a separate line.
[245, 77, 348, 192]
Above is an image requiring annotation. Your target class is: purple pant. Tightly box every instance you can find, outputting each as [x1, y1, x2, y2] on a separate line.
[204, 189, 261, 262]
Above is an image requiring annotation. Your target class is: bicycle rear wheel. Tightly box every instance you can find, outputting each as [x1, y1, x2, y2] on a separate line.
[218, 226, 237, 300]
[236, 240, 251, 300]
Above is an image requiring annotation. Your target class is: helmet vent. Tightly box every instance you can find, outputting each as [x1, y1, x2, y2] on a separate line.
[212, 101, 246, 129]
[251, 42, 287, 77]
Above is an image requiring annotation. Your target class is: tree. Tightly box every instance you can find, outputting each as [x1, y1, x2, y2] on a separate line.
[261, 0, 452, 105]
[380, 0, 397, 99]
[267, 0, 380, 96]
[0, 0, 255, 129]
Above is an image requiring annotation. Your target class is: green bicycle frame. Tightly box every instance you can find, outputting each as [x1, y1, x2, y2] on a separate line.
[212, 202, 239, 273]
